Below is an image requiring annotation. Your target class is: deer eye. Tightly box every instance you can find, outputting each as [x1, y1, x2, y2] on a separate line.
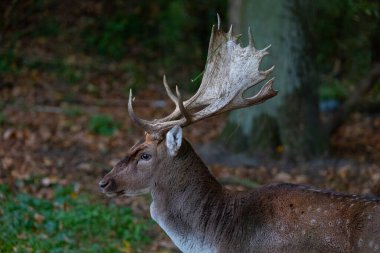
[140, 153, 151, 161]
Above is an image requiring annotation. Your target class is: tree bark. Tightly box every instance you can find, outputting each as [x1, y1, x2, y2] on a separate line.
[222, 0, 327, 160]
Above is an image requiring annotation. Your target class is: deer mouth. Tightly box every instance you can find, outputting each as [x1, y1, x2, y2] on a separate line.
[99, 179, 150, 197]
[103, 188, 150, 198]
[104, 189, 125, 198]
[99, 178, 123, 197]
[111, 188, 150, 198]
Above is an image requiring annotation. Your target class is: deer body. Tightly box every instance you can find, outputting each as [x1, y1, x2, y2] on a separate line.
[101, 133, 380, 253]
[147, 139, 380, 253]
[99, 18, 380, 252]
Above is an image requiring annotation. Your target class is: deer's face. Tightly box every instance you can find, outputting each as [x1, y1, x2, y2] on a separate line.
[99, 138, 159, 197]
[99, 126, 182, 197]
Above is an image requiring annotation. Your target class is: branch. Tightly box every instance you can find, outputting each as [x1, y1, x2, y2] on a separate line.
[327, 62, 380, 136]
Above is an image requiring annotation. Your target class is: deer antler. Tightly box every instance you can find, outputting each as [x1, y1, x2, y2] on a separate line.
[129, 17, 277, 138]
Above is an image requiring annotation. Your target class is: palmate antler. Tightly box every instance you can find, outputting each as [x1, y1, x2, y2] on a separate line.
[129, 16, 277, 139]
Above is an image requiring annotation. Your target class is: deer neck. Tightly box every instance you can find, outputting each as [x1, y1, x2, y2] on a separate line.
[150, 145, 224, 218]
[150, 142, 226, 252]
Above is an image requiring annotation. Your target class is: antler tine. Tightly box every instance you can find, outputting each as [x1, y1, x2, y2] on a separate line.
[175, 86, 192, 123]
[217, 13, 221, 30]
[260, 65, 275, 78]
[228, 25, 233, 40]
[163, 75, 177, 104]
[248, 27, 256, 51]
[128, 89, 155, 134]
[162, 76, 194, 123]
[244, 77, 277, 105]
[260, 44, 272, 57]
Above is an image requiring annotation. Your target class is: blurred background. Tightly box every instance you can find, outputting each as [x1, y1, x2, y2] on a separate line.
[0, 0, 379, 252]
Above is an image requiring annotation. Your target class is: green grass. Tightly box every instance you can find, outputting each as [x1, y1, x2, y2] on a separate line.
[0, 184, 151, 253]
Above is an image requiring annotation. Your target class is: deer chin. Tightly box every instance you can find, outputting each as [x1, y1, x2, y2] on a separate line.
[123, 188, 150, 197]
[104, 188, 150, 198]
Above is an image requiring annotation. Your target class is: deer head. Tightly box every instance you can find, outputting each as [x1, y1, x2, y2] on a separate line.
[99, 18, 276, 197]
[99, 126, 185, 197]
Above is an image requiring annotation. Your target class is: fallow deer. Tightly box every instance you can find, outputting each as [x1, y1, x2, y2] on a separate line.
[99, 18, 380, 253]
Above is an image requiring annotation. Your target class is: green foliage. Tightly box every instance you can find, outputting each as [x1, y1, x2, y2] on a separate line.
[58, 63, 84, 84]
[319, 79, 348, 100]
[1, 0, 228, 91]
[83, 13, 130, 59]
[33, 17, 61, 37]
[0, 184, 151, 253]
[155, 1, 197, 67]
[159, 1, 188, 45]
[0, 112, 5, 125]
[25, 59, 84, 84]
[293, 0, 380, 100]
[121, 62, 146, 93]
[80, 0, 227, 88]
[0, 48, 18, 74]
[88, 114, 120, 136]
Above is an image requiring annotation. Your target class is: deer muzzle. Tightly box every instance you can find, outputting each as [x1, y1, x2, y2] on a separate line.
[98, 177, 116, 193]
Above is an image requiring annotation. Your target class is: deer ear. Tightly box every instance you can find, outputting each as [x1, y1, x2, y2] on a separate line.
[166, 125, 182, 156]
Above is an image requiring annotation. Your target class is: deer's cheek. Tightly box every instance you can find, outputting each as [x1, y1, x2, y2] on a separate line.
[136, 159, 154, 171]
[136, 168, 153, 183]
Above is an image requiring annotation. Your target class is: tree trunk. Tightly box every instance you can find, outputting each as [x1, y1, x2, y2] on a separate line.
[222, 0, 327, 160]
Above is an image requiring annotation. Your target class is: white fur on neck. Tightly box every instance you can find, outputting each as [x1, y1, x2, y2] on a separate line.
[150, 201, 215, 253]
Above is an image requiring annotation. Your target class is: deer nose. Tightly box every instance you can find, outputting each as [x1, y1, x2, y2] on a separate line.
[99, 180, 109, 189]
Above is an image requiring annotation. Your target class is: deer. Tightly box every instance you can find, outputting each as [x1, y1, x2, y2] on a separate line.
[99, 17, 380, 253]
